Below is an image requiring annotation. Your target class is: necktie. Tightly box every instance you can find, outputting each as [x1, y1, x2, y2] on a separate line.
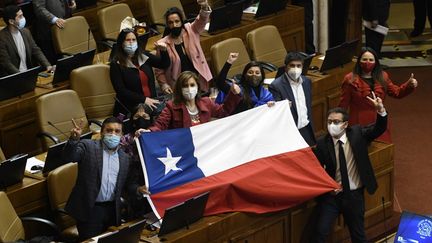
[338, 140, 351, 193]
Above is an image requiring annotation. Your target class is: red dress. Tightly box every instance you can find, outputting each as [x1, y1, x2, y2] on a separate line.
[339, 72, 415, 143]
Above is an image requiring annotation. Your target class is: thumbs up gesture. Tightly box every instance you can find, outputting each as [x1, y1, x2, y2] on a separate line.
[408, 73, 418, 88]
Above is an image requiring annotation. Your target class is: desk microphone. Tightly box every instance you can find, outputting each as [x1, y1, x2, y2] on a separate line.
[87, 28, 91, 50]
[47, 121, 70, 140]
[114, 97, 131, 116]
[381, 196, 389, 243]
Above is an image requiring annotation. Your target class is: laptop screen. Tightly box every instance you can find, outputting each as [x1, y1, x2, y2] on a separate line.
[0, 66, 40, 101]
[0, 153, 28, 188]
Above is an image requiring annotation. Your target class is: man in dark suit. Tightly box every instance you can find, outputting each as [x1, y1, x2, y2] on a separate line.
[63, 117, 131, 240]
[0, 4, 52, 77]
[269, 52, 315, 146]
[32, 0, 76, 63]
[312, 93, 387, 242]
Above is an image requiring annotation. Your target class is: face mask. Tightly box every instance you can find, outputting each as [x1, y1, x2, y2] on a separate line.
[182, 86, 198, 100]
[133, 117, 151, 130]
[246, 75, 262, 87]
[123, 42, 138, 56]
[102, 134, 121, 149]
[170, 26, 182, 37]
[287, 67, 302, 81]
[328, 123, 345, 138]
[360, 61, 375, 73]
[15, 17, 26, 30]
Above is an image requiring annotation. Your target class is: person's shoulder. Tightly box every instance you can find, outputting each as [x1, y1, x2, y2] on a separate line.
[271, 75, 285, 87]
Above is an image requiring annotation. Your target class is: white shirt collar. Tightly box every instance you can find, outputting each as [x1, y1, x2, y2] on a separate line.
[332, 132, 347, 146]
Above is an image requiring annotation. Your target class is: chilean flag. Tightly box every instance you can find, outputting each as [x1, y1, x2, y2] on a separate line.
[136, 100, 339, 219]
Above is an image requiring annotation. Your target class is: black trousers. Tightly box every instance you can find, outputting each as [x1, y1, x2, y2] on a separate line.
[365, 27, 385, 59]
[292, 0, 316, 54]
[313, 188, 367, 243]
[299, 124, 316, 146]
[413, 0, 432, 32]
[77, 202, 116, 241]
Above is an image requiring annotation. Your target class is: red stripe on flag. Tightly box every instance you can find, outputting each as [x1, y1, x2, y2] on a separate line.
[150, 148, 340, 217]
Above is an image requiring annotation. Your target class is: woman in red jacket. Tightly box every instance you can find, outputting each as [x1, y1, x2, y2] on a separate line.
[339, 47, 418, 143]
[149, 71, 242, 131]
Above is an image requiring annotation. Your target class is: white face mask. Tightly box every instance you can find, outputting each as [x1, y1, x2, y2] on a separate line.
[328, 123, 345, 138]
[182, 86, 198, 100]
[287, 67, 302, 81]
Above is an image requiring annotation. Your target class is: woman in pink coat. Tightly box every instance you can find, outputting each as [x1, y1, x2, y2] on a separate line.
[154, 0, 213, 94]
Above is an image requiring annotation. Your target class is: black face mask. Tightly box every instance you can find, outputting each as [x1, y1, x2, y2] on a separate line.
[170, 26, 182, 37]
[133, 117, 152, 130]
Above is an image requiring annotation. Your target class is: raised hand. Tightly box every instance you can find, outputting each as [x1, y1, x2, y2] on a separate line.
[227, 52, 239, 64]
[70, 118, 82, 140]
[197, 0, 209, 9]
[230, 82, 241, 95]
[366, 91, 385, 113]
[154, 42, 167, 52]
[408, 73, 418, 88]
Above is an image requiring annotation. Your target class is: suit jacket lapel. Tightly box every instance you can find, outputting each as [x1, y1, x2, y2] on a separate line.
[326, 135, 337, 170]
[282, 74, 298, 121]
[4, 30, 19, 57]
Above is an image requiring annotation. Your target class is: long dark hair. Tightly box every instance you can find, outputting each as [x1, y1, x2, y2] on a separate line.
[173, 71, 201, 105]
[353, 47, 386, 89]
[239, 61, 266, 108]
[113, 28, 144, 67]
[163, 7, 184, 37]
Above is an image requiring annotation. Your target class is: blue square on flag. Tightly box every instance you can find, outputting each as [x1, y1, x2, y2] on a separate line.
[138, 128, 205, 194]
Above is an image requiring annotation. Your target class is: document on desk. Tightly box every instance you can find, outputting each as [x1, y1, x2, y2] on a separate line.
[243, 5, 258, 14]
[25, 157, 45, 173]
[363, 20, 389, 36]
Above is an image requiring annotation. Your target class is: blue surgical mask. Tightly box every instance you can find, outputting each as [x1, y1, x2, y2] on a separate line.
[16, 17, 26, 30]
[102, 134, 121, 149]
[123, 42, 138, 56]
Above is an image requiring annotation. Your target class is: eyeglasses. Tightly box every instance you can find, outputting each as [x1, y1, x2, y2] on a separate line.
[327, 119, 345, 125]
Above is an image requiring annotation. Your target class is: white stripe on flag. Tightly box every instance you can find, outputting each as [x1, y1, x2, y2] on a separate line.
[190, 100, 308, 176]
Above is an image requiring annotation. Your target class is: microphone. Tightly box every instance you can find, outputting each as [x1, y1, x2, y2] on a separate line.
[87, 28, 91, 50]
[114, 97, 131, 116]
[293, 36, 298, 51]
[381, 196, 388, 243]
[47, 121, 70, 140]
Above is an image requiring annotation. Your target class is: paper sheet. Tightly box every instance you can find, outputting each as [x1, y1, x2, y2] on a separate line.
[263, 78, 275, 85]
[25, 157, 45, 173]
[243, 6, 258, 14]
[363, 20, 389, 36]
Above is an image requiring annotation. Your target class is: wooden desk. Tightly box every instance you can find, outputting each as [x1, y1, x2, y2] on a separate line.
[5, 173, 47, 216]
[137, 142, 393, 243]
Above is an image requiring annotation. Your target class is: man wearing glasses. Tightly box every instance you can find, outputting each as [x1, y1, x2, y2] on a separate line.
[312, 93, 387, 243]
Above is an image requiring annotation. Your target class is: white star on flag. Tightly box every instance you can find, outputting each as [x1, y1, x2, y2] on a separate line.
[158, 147, 183, 175]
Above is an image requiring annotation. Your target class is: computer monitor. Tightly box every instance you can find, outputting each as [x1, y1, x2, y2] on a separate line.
[78, 48, 96, 67]
[158, 191, 210, 236]
[320, 39, 359, 72]
[75, 0, 97, 10]
[42, 131, 92, 174]
[52, 55, 80, 84]
[395, 211, 432, 242]
[225, 0, 254, 9]
[255, 0, 288, 18]
[208, 0, 244, 34]
[0, 66, 41, 101]
[98, 219, 146, 243]
[0, 153, 28, 189]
